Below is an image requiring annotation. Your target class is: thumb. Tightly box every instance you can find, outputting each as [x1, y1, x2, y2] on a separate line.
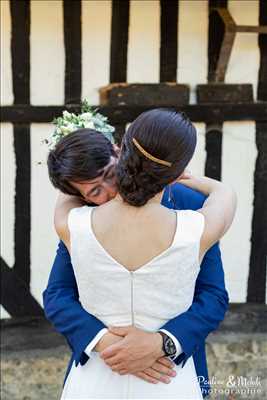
[108, 326, 131, 337]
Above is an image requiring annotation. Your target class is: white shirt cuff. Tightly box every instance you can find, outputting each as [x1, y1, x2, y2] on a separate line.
[159, 329, 183, 361]
[84, 328, 108, 357]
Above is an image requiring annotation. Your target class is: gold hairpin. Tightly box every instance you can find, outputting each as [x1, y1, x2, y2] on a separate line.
[132, 138, 172, 167]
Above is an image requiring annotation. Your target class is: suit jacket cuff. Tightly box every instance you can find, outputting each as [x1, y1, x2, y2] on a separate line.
[84, 328, 108, 357]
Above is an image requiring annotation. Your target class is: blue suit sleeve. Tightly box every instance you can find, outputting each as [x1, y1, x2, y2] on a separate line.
[161, 183, 229, 365]
[43, 241, 106, 366]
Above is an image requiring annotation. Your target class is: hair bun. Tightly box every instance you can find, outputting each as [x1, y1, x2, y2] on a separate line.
[116, 109, 197, 207]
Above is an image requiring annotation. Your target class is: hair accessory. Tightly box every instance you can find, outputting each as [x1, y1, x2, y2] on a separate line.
[132, 138, 172, 167]
[45, 99, 115, 150]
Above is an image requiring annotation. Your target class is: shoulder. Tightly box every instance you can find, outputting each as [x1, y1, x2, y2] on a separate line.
[69, 204, 92, 216]
[162, 183, 207, 210]
[68, 205, 93, 228]
[177, 209, 205, 243]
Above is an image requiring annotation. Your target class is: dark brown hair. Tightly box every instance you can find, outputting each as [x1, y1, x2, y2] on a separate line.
[116, 109, 197, 206]
[47, 129, 117, 195]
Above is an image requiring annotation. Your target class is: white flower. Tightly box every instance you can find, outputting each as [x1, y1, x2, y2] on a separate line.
[61, 126, 72, 135]
[80, 112, 93, 121]
[65, 123, 77, 132]
[84, 120, 95, 129]
[48, 99, 115, 150]
[63, 110, 72, 119]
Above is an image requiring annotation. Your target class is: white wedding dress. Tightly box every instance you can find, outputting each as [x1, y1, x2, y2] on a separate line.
[61, 206, 204, 399]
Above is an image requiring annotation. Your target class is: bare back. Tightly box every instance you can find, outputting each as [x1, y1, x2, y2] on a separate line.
[91, 201, 177, 272]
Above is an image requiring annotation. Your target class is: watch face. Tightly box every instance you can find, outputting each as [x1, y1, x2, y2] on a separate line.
[165, 337, 176, 356]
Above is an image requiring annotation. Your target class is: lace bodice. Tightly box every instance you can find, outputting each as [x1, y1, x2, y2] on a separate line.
[68, 206, 204, 332]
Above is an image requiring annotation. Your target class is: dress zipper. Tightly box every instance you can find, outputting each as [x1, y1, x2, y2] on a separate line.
[128, 271, 134, 399]
[130, 271, 135, 326]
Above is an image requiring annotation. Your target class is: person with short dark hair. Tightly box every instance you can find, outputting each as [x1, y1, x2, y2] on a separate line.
[44, 109, 234, 398]
[48, 129, 118, 204]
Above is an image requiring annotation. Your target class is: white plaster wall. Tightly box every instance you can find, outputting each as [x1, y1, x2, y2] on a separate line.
[0, 305, 11, 318]
[187, 123, 206, 175]
[1, 0, 63, 313]
[1, 0, 13, 105]
[1, 0, 14, 317]
[30, 124, 58, 306]
[226, 0, 259, 98]
[1, 124, 15, 269]
[127, 0, 160, 83]
[221, 122, 257, 302]
[82, 0, 111, 104]
[221, 1, 259, 302]
[30, 0, 64, 105]
[0, 123, 15, 319]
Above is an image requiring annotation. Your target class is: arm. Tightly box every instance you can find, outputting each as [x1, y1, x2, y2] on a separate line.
[178, 174, 237, 256]
[54, 192, 85, 249]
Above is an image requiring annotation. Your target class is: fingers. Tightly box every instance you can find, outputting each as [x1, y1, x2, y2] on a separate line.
[157, 357, 175, 369]
[133, 371, 159, 385]
[108, 326, 130, 337]
[100, 343, 121, 359]
[110, 364, 128, 375]
[134, 368, 171, 384]
[150, 361, 177, 378]
[103, 355, 121, 367]
[146, 367, 172, 384]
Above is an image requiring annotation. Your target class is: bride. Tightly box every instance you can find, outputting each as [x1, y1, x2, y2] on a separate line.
[53, 108, 236, 399]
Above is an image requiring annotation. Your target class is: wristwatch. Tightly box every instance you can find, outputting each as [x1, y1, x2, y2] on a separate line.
[158, 332, 177, 357]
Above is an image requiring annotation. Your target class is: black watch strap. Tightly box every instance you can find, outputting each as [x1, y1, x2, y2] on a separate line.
[159, 332, 177, 357]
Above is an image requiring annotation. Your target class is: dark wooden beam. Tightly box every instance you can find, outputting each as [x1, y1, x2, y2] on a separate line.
[3, 104, 263, 124]
[247, 0, 267, 303]
[257, 0, 267, 102]
[208, 0, 228, 82]
[211, 6, 267, 82]
[13, 125, 31, 286]
[9, 1, 32, 290]
[204, 124, 223, 180]
[198, 84, 253, 180]
[63, 0, 81, 103]
[100, 83, 189, 106]
[10, 0, 30, 104]
[1, 103, 267, 124]
[110, 0, 129, 82]
[197, 84, 254, 104]
[206, 0, 228, 181]
[236, 25, 267, 34]
[160, 0, 178, 82]
[1, 258, 44, 318]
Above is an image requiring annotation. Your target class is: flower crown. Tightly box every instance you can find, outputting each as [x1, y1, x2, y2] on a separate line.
[46, 99, 115, 149]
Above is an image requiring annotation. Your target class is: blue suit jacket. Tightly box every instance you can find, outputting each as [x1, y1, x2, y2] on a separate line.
[43, 183, 229, 397]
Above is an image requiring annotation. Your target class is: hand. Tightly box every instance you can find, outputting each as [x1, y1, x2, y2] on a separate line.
[133, 357, 177, 384]
[100, 326, 165, 374]
[94, 331, 122, 353]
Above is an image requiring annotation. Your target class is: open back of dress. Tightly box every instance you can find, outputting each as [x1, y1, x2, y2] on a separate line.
[61, 205, 204, 399]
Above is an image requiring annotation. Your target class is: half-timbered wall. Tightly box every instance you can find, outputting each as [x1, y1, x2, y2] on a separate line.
[1, 0, 266, 319]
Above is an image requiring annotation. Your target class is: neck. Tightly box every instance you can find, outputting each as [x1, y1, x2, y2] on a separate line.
[113, 191, 164, 207]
